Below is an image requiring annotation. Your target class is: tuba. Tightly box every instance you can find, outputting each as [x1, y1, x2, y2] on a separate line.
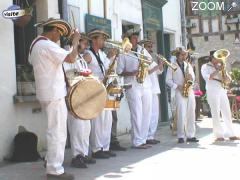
[213, 49, 231, 89]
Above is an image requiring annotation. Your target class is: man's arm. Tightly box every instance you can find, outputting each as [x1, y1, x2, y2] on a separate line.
[64, 31, 81, 63]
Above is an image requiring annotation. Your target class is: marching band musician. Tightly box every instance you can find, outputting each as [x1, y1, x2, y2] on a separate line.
[116, 29, 153, 149]
[201, 50, 240, 141]
[29, 18, 80, 180]
[85, 29, 117, 159]
[166, 47, 199, 143]
[139, 39, 163, 145]
[64, 34, 96, 169]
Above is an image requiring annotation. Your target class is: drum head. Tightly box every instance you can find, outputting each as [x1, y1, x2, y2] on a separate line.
[69, 78, 107, 120]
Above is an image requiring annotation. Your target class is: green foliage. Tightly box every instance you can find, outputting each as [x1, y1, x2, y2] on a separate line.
[231, 68, 240, 82]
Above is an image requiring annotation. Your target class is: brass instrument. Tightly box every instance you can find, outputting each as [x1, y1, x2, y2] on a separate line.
[105, 38, 152, 64]
[182, 59, 194, 98]
[213, 49, 231, 89]
[136, 46, 150, 83]
[155, 54, 178, 71]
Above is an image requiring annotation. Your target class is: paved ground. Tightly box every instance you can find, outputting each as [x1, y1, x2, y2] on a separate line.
[0, 118, 240, 180]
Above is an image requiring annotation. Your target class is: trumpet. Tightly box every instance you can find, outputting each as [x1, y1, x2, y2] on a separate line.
[155, 54, 178, 71]
[105, 38, 152, 64]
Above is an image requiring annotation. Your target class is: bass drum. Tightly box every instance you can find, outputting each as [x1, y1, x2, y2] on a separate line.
[66, 77, 107, 120]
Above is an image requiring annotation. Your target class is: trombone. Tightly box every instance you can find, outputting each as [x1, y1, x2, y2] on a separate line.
[155, 54, 178, 71]
[105, 38, 152, 64]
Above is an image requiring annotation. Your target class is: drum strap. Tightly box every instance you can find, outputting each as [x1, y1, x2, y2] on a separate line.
[90, 47, 105, 76]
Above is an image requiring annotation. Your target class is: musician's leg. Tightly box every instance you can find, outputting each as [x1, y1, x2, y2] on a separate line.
[141, 88, 152, 143]
[186, 91, 196, 138]
[103, 110, 113, 151]
[43, 98, 67, 175]
[207, 92, 224, 138]
[220, 91, 235, 138]
[111, 110, 118, 144]
[126, 88, 144, 146]
[176, 91, 187, 139]
[90, 111, 105, 153]
[148, 94, 159, 140]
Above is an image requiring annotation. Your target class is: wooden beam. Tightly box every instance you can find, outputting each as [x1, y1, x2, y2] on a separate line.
[88, 0, 91, 14]
[103, 0, 107, 18]
[208, 18, 212, 33]
[188, 30, 240, 37]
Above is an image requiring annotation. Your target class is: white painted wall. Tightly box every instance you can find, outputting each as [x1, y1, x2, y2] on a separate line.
[162, 0, 183, 48]
[0, 0, 61, 160]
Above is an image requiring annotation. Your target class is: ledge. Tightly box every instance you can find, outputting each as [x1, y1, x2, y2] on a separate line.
[13, 95, 38, 104]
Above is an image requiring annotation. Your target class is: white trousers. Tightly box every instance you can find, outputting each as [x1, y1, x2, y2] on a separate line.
[148, 94, 160, 140]
[41, 98, 67, 175]
[126, 87, 152, 146]
[68, 114, 91, 157]
[207, 89, 235, 138]
[90, 110, 112, 152]
[175, 90, 196, 139]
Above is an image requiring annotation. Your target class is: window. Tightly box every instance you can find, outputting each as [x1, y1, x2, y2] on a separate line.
[13, 0, 37, 97]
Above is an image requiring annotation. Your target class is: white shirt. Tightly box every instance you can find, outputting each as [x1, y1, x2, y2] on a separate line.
[64, 55, 88, 72]
[149, 61, 162, 94]
[166, 59, 195, 90]
[86, 49, 110, 81]
[116, 45, 152, 89]
[201, 62, 225, 92]
[29, 36, 69, 101]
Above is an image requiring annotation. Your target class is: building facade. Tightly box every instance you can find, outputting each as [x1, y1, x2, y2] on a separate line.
[0, 0, 183, 160]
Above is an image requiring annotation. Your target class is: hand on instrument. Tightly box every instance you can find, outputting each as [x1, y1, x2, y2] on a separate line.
[107, 48, 118, 60]
[177, 85, 183, 91]
[83, 53, 92, 64]
[158, 60, 164, 71]
[186, 74, 193, 81]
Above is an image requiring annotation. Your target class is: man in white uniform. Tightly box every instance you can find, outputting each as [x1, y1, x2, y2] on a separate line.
[29, 18, 80, 180]
[64, 34, 96, 168]
[201, 50, 240, 141]
[139, 40, 163, 144]
[85, 29, 116, 159]
[166, 47, 198, 143]
[117, 30, 153, 149]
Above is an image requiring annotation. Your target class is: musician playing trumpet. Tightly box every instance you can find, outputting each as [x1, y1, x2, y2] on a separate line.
[117, 29, 153, 149]
[166, 47, 199, 143]
[201, 50, 240, 141]
[139, 39, 164, 145]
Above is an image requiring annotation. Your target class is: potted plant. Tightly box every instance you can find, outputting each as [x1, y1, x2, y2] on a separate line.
[16, 64, 35, 96]
[230, 68, 240, 95]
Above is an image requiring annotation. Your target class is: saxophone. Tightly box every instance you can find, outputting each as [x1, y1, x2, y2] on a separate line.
[136, 47, 150, 84]
[182, 61, 193, 97]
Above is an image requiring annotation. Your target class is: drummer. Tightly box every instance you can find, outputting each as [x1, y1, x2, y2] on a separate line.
[64, 34, 96, 168]
[85, 29, 117, 159]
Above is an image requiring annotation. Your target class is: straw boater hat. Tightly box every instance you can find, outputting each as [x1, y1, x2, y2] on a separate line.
[125, 27, 141, 38]
[138, 39, 153, 46]
[171, 47, 189, 56]
[80, 33, 90, 41]
[34, 18, 72, 37]
[87, 29, 110, 40]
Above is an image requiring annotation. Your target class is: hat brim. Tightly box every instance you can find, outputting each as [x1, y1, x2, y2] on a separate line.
[35, 19, 72, 37]
[139, 40, 153, 45]
[87, 30, 110, 40]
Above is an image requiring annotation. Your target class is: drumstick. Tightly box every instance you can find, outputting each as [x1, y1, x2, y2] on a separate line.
[71, 10, 77, 30]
